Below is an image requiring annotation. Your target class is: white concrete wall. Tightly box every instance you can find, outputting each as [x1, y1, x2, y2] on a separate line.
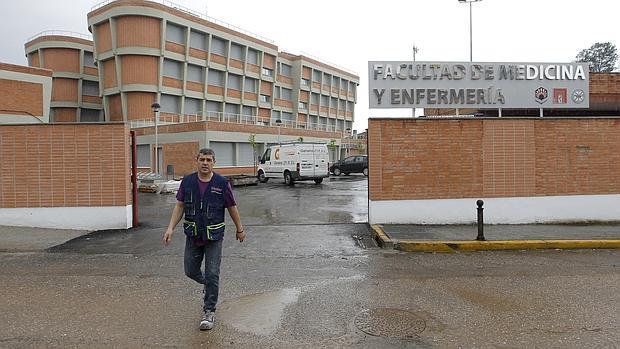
[0, 206, 133, 230]
[369, 195, 620, 225]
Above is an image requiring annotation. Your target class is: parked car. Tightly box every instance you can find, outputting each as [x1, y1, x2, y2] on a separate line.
[329, 155, 368, 176]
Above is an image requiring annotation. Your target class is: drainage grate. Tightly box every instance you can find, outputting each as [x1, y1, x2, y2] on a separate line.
[355, 308, 426, 338]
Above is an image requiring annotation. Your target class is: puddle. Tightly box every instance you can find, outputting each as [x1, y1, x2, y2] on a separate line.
[219, 288, 300, 336]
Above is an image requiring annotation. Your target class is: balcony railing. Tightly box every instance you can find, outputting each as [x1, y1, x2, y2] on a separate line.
[128, 111, 345, 134]
[27, 30, 93, 43]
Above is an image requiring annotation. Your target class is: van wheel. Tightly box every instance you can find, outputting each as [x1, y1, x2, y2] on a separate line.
[314, 178, 323, 184]
[363, 168, 368, 176]
[333, 168, 341, 176]
[284, 171, 294, 186]
[257, 170, 269, 183]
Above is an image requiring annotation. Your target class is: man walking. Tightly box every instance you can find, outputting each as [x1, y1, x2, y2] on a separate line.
[163, 148, 245, 330]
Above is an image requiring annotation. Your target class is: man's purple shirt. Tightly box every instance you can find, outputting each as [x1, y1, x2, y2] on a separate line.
[176, 177, 236, 207]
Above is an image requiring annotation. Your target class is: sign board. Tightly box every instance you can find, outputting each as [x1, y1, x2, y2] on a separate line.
[368, 61, 589, 109]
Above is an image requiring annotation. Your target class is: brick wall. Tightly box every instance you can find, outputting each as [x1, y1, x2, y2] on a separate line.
[162, 142, 199, 177]
[368, 118, 620, 201]
[0, 78, 44, 117]
[0, 123, 131, 209]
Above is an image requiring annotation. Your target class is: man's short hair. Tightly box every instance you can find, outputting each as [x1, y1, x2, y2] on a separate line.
[197, 148, 216, 160]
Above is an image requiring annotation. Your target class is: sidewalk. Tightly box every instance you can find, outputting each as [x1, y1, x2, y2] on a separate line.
[371, 224, 620, 252]
[0, 226, 90, 252]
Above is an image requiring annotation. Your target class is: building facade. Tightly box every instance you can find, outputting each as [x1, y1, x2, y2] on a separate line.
[85, 0, 359, 175]
[24, 31, 103, 122]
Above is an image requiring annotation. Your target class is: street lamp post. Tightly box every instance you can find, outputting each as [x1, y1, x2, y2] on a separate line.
[151, 102, 160, 175]
[458, 0, 481, 62]
[275, 118, 282, 143]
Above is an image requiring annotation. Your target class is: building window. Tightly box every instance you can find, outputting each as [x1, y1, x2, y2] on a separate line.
[82, 80, 99, 96]
[187, 64, 204, 83]
[323, 74, 331, 86]
[262, 67, 273, 77]
[299, 101, 307, 110]
[311, 93, 319, 104]
[320, 95, 329, 106]
[224, 103, 240, 115]
[281, 111, 293, 121]
[207, 69, 224, 86]
[238, 143, 254, 166]
[301, 78, 310, 87]
[230, 43, 244, 60]
[184, 97, 202, 115]
[136, 144, 150, 167]
[332, 75, 339, 86]
[161, 94, 180, 114]
[206, 101, 221, 114]
[242, 106, 255, 116]
[211, 37, 226, 56]
[80, 108, 101, 122]
[163, 59, 183, 79]
[189, 30, 206, 50]
[312, 70, 321, 81]
[259, 94, 271, 103]
[83, 51, 95, 67]
[340, 79, 348, 89]
[247, 49, 258, 65]
[279, 63, 291, 77]
[166, 22, 185, 44]
[228, 74, 241, 90]
[281, 88, 292, 101]
[209, 142, 233, 166]
[244, 77, 257, 93]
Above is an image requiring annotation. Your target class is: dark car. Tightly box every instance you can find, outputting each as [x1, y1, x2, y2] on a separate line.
[329, 155, 368, 176]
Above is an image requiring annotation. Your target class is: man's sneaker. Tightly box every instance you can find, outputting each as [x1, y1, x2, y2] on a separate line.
[199, 310, 215, 330]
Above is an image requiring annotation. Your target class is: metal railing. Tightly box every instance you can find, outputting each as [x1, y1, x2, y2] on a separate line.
[27, 30, 92, 43]
[128, 111, 343, 133]
[91, 0, 275, 44]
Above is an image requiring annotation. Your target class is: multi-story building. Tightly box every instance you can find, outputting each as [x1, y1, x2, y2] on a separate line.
[85, 0, 359, 176]
[24, 31, 103, 122]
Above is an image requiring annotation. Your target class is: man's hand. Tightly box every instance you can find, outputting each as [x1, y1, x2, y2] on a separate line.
[236, 230, 246, 243]
[163, 229, 174, 245]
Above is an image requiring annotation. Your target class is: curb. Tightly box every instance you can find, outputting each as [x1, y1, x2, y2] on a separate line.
[397, 239, 620, 253]
[370, 224, 394, 249]
[369, 225, 620, 252]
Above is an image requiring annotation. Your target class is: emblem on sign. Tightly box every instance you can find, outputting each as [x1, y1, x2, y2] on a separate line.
[535, 87, 548, 104]
[572, 89, 585, 104]
[553, 88, 567, 104]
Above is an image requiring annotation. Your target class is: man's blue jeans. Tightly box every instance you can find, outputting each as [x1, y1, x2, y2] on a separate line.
[184, 237, 223, 312]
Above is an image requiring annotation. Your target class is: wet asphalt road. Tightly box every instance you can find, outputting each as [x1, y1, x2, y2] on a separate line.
[1, 175, 619, 348]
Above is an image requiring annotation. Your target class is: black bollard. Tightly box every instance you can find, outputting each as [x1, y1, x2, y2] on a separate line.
[476, 200, 485, 241]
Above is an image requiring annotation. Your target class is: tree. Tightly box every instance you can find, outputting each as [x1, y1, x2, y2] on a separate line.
[575, 42, 618, 72]
[248, 133, 257, 175]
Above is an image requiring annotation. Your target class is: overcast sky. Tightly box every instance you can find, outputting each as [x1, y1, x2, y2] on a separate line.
[1, 0, 617, 132]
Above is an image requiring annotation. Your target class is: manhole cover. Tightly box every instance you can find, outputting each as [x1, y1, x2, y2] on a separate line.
[355, 308, 426, 338]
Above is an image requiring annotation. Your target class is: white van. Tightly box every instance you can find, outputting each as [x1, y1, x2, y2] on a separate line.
[257, 142, 329, 185]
